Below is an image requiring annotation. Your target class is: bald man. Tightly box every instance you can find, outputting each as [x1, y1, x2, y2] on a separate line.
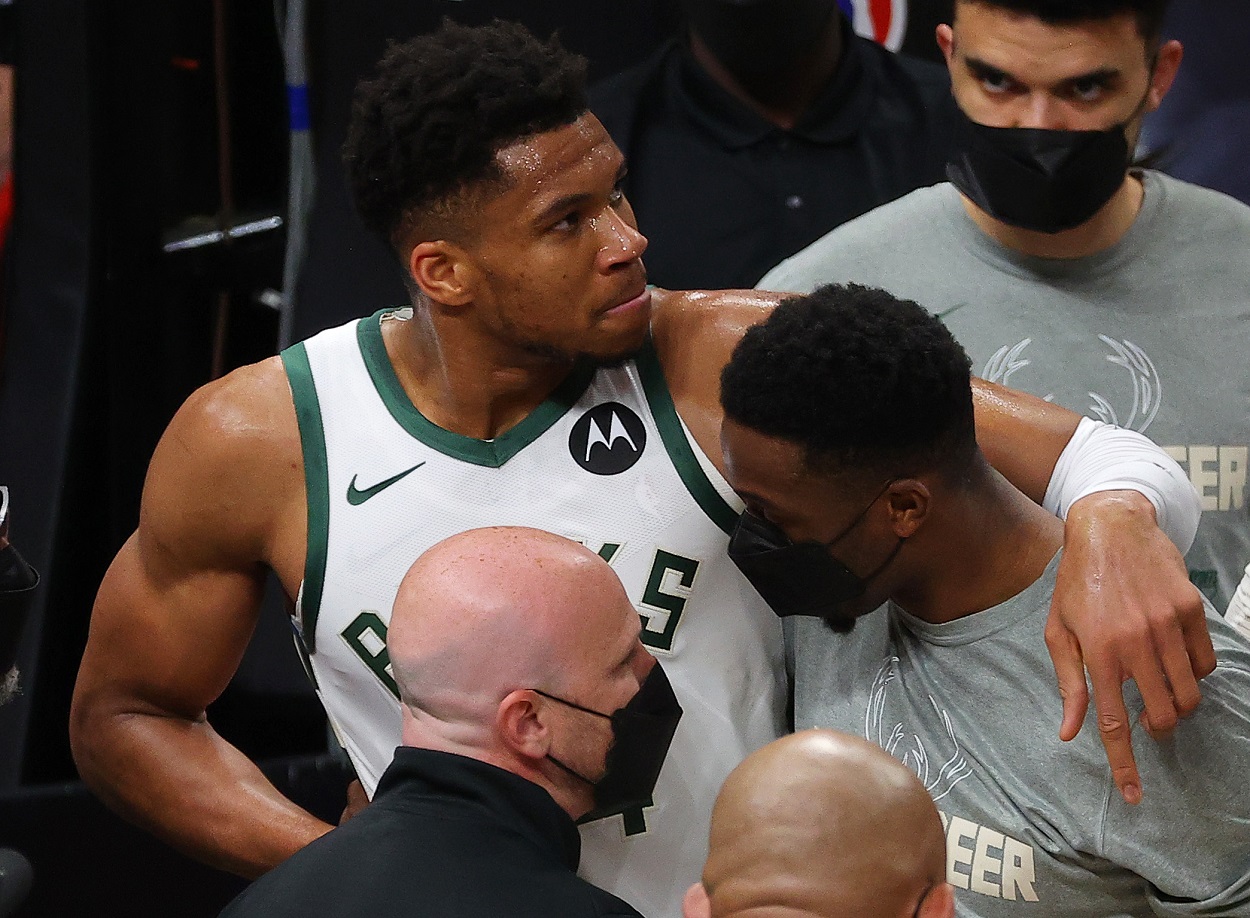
[684, 730, 954, 918]
[220, 527, 681, 918]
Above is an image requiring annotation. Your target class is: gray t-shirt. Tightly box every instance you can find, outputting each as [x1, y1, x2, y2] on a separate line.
[787, 553, 1250, 917]
[759, 172, 1250, 612]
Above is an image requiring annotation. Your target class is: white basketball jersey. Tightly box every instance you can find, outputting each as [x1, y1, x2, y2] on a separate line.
[282, 309, 787, 918]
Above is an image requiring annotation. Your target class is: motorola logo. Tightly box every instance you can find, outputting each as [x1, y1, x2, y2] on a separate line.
[568, 402, 647, 475]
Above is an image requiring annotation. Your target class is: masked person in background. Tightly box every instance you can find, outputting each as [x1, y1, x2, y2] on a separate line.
[591, 0, 956, 289]
[759, 0, 1250, 626]
[0, 487, 38, 706]
[221, 528, 679, 918]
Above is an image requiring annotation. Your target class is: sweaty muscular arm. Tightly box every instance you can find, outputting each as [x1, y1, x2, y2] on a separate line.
[70, 359, 333, 877]
[654, 289, 1211, 804]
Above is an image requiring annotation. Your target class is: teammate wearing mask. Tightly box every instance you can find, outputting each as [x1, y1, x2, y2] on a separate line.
[759, 0, 1250, 622]
[721, 284, 1250, 916]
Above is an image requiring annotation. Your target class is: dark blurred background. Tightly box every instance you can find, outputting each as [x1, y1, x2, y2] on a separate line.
[0, 0, 1242, 914]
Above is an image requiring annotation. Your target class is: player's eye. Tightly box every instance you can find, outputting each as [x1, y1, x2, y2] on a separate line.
[1069, 77, 1108, 103]
[552, 211, 582, 232]
[980, 71, 1015, 94]
[969, 62, 1017, 95]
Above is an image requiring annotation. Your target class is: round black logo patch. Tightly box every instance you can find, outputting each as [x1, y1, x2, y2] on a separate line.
[569, 402, 647, 475]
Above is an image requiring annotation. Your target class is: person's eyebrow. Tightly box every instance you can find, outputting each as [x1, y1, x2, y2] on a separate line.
[964, 55, 1122, 92]
[531, 162, 628, 227]
[964, 56, 1018, 85]
[1055, 65, 1122, 89]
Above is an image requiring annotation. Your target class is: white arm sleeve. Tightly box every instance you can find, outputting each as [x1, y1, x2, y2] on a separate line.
[1226, 563, 1250, 640]
[1041, 417, 1201, 553]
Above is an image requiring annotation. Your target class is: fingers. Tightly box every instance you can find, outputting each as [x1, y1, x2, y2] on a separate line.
[1155, 613, 1201, 722]
[1087, 667, 1141, 805]
[1045, 615, 1088, 743]
[1130, 641, 1180, 737]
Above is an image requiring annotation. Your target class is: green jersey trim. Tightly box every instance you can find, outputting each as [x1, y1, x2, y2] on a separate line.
[356, 309, 597, 468]
[636, 340, 738, 535]
[282, 342, 330, 654]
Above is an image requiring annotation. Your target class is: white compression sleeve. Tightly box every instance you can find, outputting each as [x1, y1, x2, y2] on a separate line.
[1041, 417, 1201, 553]
[1225, 563, 1250, 640]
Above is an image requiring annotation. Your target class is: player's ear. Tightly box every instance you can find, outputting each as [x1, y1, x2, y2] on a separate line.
[682, 882, 712, 918]
[408, 240, 476, 307]
[496, 689, 552, 762]
[885, 479, 930, 539]
[918, 882, 956, 918]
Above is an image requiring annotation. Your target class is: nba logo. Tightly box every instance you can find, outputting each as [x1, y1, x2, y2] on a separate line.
[837, 0, 908, 51]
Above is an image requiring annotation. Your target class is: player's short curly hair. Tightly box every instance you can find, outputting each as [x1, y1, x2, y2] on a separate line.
[958, 0, 1171, 42]
[721, 284, 976, 480]
[343, 19, 589, 249]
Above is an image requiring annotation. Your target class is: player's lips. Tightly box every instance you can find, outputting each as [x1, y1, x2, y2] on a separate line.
[603, 288, 651, 318]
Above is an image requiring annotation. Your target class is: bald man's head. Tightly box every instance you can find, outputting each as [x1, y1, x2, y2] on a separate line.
[688, 730, 952, 918]
[387, 527, 655, 818]
[390, 527, 642, 720]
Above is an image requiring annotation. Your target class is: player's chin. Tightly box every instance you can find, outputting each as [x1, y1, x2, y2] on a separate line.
[583, 322, 650, 367]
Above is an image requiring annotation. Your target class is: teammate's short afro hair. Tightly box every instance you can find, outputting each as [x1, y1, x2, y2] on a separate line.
[343, 19, 589, 248]
[721, 284, 976, 478]
[957, 0, 1171, 41]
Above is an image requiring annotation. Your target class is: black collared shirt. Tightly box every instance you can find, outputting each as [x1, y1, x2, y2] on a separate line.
[220, 747, 643, 918]
[590, 16, 957, 290]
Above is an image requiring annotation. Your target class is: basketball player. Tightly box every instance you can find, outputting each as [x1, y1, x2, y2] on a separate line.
[71, 20, 1209, 918]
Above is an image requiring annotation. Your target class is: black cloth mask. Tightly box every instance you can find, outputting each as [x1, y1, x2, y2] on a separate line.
[681, 0, 837, 86]
[728, 481, 902, 621]
[945, 106, 1133, 234]
[538, 661, 683, 823]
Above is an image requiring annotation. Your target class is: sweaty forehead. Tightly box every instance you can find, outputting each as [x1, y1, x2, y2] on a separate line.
[493, 115, 621, 204]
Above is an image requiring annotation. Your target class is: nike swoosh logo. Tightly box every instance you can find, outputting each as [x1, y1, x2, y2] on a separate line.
[346, 462, 426, 506]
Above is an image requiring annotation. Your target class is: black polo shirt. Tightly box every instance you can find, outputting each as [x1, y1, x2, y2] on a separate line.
[220, 747, 643, 918]
[590, 15, 957, 290]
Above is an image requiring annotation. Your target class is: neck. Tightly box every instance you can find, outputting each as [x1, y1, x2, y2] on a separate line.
[962, 172, 1145, 260]
[688, 17, 843, 130]
[892, 463, 1063, 623]
[383, 302, 578, 440]
[401, 708, 589, 820]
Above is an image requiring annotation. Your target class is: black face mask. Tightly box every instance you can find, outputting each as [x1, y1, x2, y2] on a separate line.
[681, 0, 837, 86]
[537, 662, 683, 823]
[728, 481, 903, 626]
[945, 106, 1133, 234]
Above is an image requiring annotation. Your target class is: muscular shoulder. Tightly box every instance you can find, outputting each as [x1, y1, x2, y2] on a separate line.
[647, 288, 784, 472]
[650, 287, 781, 365]
[141, 356, 302, 568]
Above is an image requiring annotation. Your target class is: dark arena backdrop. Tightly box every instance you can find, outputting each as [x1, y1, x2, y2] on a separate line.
[0, 0, 1242, 915]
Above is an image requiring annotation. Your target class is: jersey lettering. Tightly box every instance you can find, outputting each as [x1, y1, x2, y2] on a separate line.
[342, 611, 399, 700]
[638, 550, 699, 652]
